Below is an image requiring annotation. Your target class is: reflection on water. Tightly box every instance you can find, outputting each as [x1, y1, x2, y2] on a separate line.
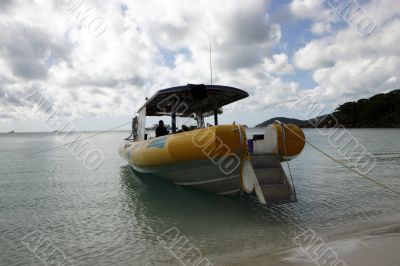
[0, 129, 399, 265]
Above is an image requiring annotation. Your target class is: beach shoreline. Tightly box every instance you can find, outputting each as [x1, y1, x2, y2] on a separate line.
[228, 221, 400, 266]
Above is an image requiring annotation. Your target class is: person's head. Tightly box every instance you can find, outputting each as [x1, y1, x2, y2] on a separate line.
[159, 120, 164, 126]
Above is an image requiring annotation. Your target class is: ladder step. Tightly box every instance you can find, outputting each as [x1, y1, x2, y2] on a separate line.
[250, 153, 281, 169]
[250, 153, 296, 204]
[260, 184, 294, 203]
[253, 168, 285, 185]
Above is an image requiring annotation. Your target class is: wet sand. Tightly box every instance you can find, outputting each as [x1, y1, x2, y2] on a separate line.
[230, 223, 400, 266]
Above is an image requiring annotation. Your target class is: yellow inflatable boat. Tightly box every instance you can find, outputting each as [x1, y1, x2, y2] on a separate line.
[120, 84, 305, 204]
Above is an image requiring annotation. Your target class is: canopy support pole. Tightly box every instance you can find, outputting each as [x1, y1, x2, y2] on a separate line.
[172, 113, 177, 133]
[214, 109, 218, 125]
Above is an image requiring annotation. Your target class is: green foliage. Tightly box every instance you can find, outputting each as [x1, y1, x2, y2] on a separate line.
[335, 90, 400, 127]
[257, 90, 400, 128]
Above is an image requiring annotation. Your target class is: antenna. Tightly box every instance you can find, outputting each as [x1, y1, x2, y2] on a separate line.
[209, 43, 213, 86]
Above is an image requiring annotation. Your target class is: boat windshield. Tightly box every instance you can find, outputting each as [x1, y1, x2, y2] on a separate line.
[175, 116, 199, 132]
[136, 84, 246, 136]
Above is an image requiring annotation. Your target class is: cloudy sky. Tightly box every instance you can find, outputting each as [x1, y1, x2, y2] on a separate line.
[0, 0, 399, 132]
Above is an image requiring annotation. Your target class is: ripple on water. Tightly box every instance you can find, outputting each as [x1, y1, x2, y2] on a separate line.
[1, 129, 400, 265]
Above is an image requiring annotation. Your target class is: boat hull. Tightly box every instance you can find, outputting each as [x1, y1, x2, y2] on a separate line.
[120, 125, 248, 195]
[129, 159, 242, 195]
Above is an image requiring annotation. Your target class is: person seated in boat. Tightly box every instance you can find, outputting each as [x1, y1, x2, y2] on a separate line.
[177, 125, 189, 133]
[155, 120, 169, 137]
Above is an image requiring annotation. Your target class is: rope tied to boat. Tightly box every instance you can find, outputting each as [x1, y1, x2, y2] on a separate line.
[283, 125, 400, 196]
[26, 121, 132, 156]
[275, 121, 297, 202]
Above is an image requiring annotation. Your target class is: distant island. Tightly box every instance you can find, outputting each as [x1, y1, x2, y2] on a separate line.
[256, 117, 311, 128]
[256, 89, 400, 128]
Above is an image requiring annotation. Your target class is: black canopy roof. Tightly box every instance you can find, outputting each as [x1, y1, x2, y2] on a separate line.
[138, 84, 249, 117]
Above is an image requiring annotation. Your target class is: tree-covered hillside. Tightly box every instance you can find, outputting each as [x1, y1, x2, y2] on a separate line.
[332, 90, 400, 127]
[257, 90, 400, 128]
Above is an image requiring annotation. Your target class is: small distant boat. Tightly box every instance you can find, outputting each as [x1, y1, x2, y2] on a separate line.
[8, 130, 15, 134]
[119, 84, 306, 205]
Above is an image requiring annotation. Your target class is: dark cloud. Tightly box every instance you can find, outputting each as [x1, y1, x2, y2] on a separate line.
[141, 0, 280, 71]
[66, 75, 146, 89]
[0, 113, 13, 119]
[67, 78, 119, 88]
[0, 0, 13, 11]
[217, 45, 262, 70]
[127, 76, 146, 87]
[228, 6, 279, 45]
[215, 3, 281, 70]
[0, 22, 72, 80]
[0, 88, 23, 107]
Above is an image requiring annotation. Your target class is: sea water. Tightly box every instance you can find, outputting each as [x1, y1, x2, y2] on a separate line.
[1, 129, 399, 265]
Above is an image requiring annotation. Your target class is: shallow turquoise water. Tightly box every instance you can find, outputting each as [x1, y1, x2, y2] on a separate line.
[1, 129, 399, 265]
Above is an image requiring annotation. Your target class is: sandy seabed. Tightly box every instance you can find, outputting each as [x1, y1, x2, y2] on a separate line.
[228, 222, 400, 266]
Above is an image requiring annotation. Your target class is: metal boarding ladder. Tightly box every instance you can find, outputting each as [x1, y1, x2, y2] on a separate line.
[250, 153, 297, 204]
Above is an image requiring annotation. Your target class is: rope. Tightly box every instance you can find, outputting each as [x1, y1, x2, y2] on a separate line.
[276, 121, 297, 201]
[26, 121, 132, 156]
[284, 125, 400, 196]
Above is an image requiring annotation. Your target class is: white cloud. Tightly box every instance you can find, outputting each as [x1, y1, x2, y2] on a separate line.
[263, 53, 294, 74]
[293, 0, 400, 104]
[311, 21, 332, 35]
[294, 40, 335, 70]
[1, 0, 399, 128]
[1, 0, 300, 123]
[289, 0, 326, 20]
